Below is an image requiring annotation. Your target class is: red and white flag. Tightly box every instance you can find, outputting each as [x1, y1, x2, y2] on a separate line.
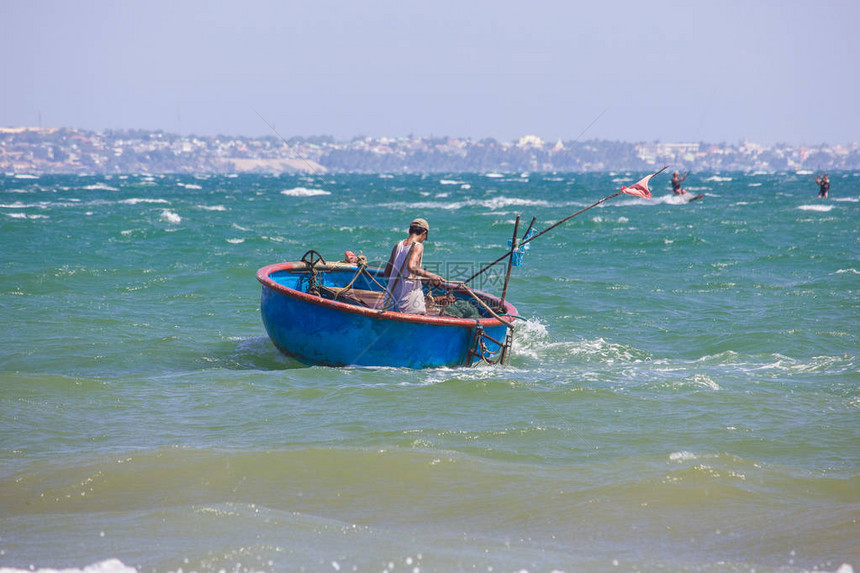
[620, 167, 668, 199]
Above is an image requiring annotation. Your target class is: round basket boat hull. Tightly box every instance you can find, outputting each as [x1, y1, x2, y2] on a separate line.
[257, 262, 516, 368]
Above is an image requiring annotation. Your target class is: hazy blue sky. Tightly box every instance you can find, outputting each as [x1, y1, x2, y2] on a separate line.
[2, 0, 857, 144]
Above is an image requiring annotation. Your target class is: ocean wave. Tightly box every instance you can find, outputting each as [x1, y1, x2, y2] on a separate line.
[513, 324, 650, 365]
[382, 196, 551, 211]
[797, 204, 833, 212]
[120, 198, 170, 205]
[281, 187, 331, 197]
[653, 194, 700, 206]
[0, 559, 137, 573]
[5, 212, 48, 219]
[160, 209, 182, 224]
[82, 183, 119, 191]
[196, 204, 227, 211]
[681, 373, 721, 391]
[590, 216, 630, 224]
[669, 450, 701, 461]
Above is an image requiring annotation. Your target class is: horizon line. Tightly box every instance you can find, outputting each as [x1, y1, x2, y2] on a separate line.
[1, 126, 857, 148]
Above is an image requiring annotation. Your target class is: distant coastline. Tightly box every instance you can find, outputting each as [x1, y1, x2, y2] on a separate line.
[1, 127, 857, 174]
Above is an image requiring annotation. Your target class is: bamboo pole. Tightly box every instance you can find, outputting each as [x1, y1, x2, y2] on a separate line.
[500, 215, 520, 308]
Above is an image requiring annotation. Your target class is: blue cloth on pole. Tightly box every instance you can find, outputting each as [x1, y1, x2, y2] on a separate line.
[508, 228, 536, 267]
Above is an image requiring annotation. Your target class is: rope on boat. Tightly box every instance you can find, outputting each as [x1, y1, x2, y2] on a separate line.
[449, 281, 515, 330]
[332, 254, 368, 301]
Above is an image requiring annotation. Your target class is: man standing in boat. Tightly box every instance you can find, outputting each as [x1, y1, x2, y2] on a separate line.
[382, 218, 445, 314]
[815, 173, 830, 198]
[671, 171, 688, 195]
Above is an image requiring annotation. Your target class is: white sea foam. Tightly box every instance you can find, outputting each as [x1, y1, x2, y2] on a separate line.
[797, 204, 833, 212]
[83, 183, 119, 191]
[440, 179, 463, 185]
[121, 198, 170, 205]
[483, 197, 549, 209]
[13, 173, 39, 179]
[592, 216, 630, 224]
[0, 559, 138, 573]
[383, 196, 550, 211]
[704, 175, 732, 182]
[6, 212, 48, 219]
[836, 268, 859, 274]
[160, 209, 182, 224]
[669, 451, 698, 461]
[197, 204, 227, 211]
[484, 173, 504, 178]
[510, 318, 550, 359]
[281, 187, 331, 197]
[688, 373, 721, 390]
[226, 238, 244, 244]
[654, 194, 696, 206]
[179, 183, 203, 190]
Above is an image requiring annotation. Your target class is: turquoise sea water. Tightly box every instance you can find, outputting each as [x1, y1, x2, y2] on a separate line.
[1, 171, 858, 573]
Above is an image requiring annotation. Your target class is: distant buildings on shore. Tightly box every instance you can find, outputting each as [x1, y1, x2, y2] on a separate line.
[1, 127, 857, 174]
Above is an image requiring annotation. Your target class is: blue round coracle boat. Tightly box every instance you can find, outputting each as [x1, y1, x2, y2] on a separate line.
[257, 255, 517, 368]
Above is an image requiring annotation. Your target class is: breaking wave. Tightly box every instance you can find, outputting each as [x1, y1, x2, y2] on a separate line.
[281, 187, 331, 197]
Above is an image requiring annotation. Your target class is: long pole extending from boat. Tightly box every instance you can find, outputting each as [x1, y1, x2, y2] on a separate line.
[499, 215, 520, 308]
[461, 167, 668, 287]
[461, 191, 619, 287]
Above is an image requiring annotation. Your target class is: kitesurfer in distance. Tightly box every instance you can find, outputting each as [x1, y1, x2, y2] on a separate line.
[382, 218, 446, 314]
[815, 173, 830, 198]
[671, 171, 688, 195]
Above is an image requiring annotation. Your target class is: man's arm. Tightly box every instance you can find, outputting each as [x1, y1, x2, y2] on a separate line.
[407, 243, 443, 285]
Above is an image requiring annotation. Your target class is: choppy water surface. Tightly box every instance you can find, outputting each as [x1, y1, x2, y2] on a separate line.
[1, 171, 858, 573]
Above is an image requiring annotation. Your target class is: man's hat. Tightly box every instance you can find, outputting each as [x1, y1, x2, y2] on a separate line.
[411, 218, 430, 233]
